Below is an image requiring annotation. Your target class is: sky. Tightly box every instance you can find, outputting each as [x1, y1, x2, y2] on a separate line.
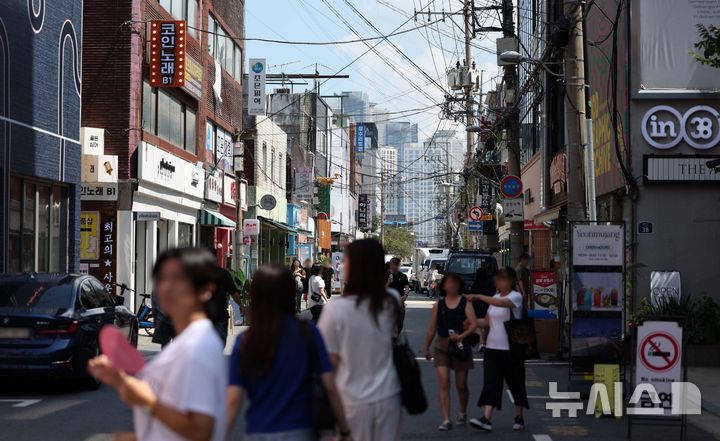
[245, 0, 505, 143]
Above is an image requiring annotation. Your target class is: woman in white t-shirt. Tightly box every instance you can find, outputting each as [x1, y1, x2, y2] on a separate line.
[307, 264, 328, 322]
[318, 239, 401, 441]
[89, 248, 228, 441]
[466, 267, 529, 433]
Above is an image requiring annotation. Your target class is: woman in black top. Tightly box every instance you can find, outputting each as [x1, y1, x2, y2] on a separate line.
[422, 273, 478, 431]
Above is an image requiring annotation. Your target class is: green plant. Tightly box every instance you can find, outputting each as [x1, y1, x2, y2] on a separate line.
[690, 296, 720, 345]
[383, 227, 415, 260]
[635, 294, 720, 345]
[231, 268, 251, 309]
[690, 24, 720, 68]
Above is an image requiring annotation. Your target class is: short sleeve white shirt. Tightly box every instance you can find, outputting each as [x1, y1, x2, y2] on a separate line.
[317, 291, 400, 405]
[307, 275, 326, 307]
[485, 291, 524, 351]
[133, 319, 227, 441]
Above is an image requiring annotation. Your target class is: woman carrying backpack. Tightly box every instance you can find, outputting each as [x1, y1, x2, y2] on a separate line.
[422, 272, 478, 431]
[225, 264, 351, 441]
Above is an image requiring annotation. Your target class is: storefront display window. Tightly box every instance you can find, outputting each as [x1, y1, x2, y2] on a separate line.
[8, 177, 68, 273]
[178, 222, 193, 247]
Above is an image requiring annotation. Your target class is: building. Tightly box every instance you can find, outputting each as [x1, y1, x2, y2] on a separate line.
[329, 126, 355, 247]
[342, 91, 369, 122]
[80, 0, 245, 308]
[0, 0, 83, 273]
[242, 116, 289, 271]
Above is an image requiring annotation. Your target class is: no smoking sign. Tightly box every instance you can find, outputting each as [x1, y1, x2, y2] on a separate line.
[640, 331, 679, 372]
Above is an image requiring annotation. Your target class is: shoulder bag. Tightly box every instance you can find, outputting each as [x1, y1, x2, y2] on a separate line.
[300, 321, 336, 432]
[392, 297, 428, 415]
[503, 302, 540, 361]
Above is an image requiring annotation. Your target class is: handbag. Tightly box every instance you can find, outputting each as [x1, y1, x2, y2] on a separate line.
[392, 297, 428, 415]
[300, 321, 336, 432]
[503, 306, 540, 361]
[439, 299, 473, 361]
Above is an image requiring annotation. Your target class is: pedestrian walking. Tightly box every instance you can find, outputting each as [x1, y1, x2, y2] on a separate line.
[225, 264, 351, 441]
[291, 258, 306, 313]
[317, 239, 402, 441]
[426, 264, 440, 299]
[322, 260, 335, 298]
[469, 264, 496, 351]
[308, 264, 328, 322]
[302, 258, 312, 308]
[467, 267, 529, 432]
[422, 272, 478, 431]
[88, 247, 228, 441]
[515, 253, 532, 309]
[388, 257, 409, 331]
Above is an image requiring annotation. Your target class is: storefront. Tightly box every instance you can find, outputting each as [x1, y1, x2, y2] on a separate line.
[126, 142, 204, 304]
[198, 168, 237, 268]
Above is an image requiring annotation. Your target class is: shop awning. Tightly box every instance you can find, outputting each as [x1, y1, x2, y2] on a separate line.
[200, 209, 236, 228]
[259, 216, 296, 233]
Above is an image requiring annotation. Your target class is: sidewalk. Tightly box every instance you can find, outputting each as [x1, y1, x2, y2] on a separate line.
[688, 366, 720, 439]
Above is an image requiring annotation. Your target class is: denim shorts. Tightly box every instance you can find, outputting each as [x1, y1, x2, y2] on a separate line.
[244, 429, 315, 441]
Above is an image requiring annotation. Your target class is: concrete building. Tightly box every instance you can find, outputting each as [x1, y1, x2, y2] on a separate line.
[330, 127, 355, 246]
[0, 0, 83, 273]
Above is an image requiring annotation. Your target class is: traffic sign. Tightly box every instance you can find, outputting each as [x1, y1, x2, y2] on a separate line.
[502, 198, 524, 221]
[468, 206, 484, 221]
[640, 331, 680, 373]
[468, 220, 484, 233]
[500, 175, 523, 199]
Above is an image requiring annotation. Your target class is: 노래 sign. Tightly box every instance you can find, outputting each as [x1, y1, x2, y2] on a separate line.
[149, 21, 185, 87]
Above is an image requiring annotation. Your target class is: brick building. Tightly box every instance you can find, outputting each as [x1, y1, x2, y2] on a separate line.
[81, 0, 244, 308]
[0, 0, 83, 273]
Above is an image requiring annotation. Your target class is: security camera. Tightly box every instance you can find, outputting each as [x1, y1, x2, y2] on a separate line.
[706, 158, 720, 169]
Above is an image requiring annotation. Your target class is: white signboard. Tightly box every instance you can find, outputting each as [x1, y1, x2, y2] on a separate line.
[502, 198, 524, 221]
[645, 156, 720, 182]
[81, 127, 105, 156]
[650, 271, 682, 306]
[634, 321, 683, 416]
[138, 142, 204, 199]
[243, 219, 260, 236]
[572, 224, 624, 266]
[331, 252, 343, 292]
[223, 175, 236, 206]
[80, 183, 118, 201]
[295, 166, 314, 201]
[205, 169, 223, 203]
[248, 58, 266, 115]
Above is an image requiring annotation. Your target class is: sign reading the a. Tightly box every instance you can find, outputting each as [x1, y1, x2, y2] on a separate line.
[248, 58, 267, 115]
[149, 20, 185, 87]
[645, 155, 720, 182]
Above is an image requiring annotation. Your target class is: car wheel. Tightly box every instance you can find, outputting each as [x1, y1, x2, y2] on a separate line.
[78, 344, 101, 391]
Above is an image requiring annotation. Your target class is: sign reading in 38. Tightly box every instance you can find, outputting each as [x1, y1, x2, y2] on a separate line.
[500, 175, 523, 199]
[149, 20, 186, 87]
[642, 105, 720, 150]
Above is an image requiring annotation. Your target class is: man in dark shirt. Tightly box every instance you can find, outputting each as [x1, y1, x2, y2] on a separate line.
[388, 257, 410, 332]
[322, 260, 335, 297]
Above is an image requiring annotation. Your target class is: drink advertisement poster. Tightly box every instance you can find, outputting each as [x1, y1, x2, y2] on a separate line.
[572, 272, 623, 311]
[532, 271, 558, 316]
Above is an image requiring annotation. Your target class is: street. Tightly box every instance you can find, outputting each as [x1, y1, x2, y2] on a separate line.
[1, 293, 718, 441]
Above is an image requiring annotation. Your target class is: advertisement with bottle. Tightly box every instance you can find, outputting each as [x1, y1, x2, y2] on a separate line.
[572, 272, 623, 311]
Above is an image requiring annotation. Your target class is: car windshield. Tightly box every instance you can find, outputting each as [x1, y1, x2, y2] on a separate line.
[0, 281, 74, 312]
[400, 267, 411, 273]
[447, 255, 495, 276]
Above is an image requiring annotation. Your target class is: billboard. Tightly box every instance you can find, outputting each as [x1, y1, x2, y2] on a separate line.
[637, 0, 720, 91]
[586, 0, 629, 195]
[149, 21, 186, 87]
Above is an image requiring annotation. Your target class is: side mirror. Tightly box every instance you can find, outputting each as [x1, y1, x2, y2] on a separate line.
[115, 296, 125, 306]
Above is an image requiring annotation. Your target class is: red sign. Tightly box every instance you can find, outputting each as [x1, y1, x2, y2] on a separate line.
[524, 219, 547, 231]
[468, 206, 484, 221]
[640, 331, 680, 373]
[149, 20, 186, 87]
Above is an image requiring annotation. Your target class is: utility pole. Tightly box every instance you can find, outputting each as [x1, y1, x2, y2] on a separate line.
[564, 2, 588, 222]
[380, 169, 386, 245]
[464, 0, 474, 165]
[501, 0, 524, 266]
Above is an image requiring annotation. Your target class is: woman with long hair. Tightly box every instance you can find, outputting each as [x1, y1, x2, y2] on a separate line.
[225, 264, 350, 441]
[467, 267, 529, 432]
[88, 247, 228, 441]
[307, 264, 328, 322]
[422, 272, 478, 431]
[291, 258, 306, 313]
[317, 239, 402, 441]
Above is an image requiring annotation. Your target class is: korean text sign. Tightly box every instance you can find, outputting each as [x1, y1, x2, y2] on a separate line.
[149, 20, 186, 87]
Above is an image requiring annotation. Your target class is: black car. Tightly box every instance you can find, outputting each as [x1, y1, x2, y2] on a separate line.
[0, 273, 139, 388]
[445, 250, 499, 291]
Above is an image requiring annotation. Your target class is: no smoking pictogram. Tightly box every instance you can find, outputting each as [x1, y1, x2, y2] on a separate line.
[640, 331, 679, 373]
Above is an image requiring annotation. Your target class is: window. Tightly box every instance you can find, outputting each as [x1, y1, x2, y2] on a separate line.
[271, 147, 276, 183]
[178, 223, 193, 247]
[79, 281, 102, 310]
[207, 14, 242, 80]
[8, 178, 69, 273]
[262, 142, 268, 181]
[90, 280, 116, 307]
[143, 79, 196, 152]
[158, 0, 198, 37]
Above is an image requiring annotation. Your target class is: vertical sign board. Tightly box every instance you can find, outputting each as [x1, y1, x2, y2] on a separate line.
[248, 59, 266, 115]
[570, 223, 625, 374]
[80, 212, 100, 260]
[81, 211, 117, 294]
[294, 166, 314, 202]
[149, 21, 186, 87]
[355, 124, 366, 153]
[634, 321, 683, 416]
[331, 252, 343, 292]
[358, 194, 369, 229]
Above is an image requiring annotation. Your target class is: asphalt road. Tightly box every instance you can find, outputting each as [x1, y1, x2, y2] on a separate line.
[1, 292, 718, 440]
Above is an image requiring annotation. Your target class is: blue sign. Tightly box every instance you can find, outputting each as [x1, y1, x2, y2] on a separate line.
[500, 175, 523, 199]
[468, 220, 484, 233]
[638, 221, 653, 234]
[355, 124, 366, 153]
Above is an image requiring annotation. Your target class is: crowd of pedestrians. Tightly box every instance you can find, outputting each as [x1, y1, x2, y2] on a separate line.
[87, 241, 530, 440]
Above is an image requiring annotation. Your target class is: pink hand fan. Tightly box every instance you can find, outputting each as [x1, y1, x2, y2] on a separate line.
[99, 325, 146, 375]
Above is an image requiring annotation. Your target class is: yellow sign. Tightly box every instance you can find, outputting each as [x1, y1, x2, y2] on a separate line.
[480, 213, 493, 221]
[593, 363, 621, 418]
[80, 212, 100, 260]
[183, 55, 203, 98]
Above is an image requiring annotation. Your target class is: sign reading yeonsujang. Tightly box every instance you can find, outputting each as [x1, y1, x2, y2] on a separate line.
[149, 20, 186, 87]
[248, 59, 266, 115]
[572, 224, 624, 267]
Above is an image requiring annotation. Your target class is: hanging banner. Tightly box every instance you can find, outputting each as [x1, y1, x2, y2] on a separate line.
[149, 20, 186, 87]
[318, 219, 331, 250]
[355, 123, 366, 153]
[248, 58, 266, 115]
[358, 194, 369, 229]
[532, 271, 558, 316]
